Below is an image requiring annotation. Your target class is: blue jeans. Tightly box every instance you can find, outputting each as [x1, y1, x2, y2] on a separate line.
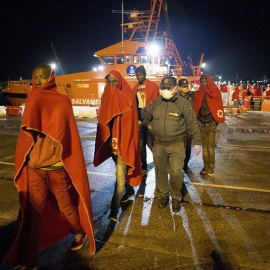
[111, 155, 128, 210]
[139, 124, 154, 170]
[199, 121, 217, 170]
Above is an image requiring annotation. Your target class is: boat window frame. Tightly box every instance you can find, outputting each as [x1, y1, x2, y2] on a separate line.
[126, 55, 131, 64]
[133, 55, 139, 64]
[140, 55, 148, 63]
[100, 56, 115, 65]
[116, 56, 124, 64]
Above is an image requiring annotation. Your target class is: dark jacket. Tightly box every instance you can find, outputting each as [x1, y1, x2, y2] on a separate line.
[140, 93, 201, 145]
[179, 91, 194, 108]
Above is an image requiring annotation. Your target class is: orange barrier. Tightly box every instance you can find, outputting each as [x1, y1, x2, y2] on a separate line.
[261, 99, 270, 111]
[232, 108, 238, 115]
[243, 100, 250, 111]
[5, 106, 22, 116]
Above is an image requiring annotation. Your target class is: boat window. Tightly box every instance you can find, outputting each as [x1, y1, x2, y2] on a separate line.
[101, 56, 115, 65]
[66, 84, 71, 88]
[134, 55, 139, 64]
[117, 56, 124, 64]
[126, 55, 131, 64]
[141, 55, 148, 63]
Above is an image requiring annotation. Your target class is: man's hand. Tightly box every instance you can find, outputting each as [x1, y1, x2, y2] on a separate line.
[193, 145, 201, 155]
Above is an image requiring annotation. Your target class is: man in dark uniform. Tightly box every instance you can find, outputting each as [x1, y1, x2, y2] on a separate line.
[178, 79, 195, 173]
[140, 76, 201, 212]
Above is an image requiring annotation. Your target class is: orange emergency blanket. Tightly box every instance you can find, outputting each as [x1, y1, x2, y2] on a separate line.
[4, 69, 95, 265]
[94, 70, 142, 186]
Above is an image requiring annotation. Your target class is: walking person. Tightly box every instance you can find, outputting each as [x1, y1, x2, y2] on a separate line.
[140, 76, 201, 212]
[178, 78, 196, 173]
[4, 64, 95, 270]
[133, 65, 160, 176]
[193, 74, 225, 176]
[94, 70, 141, 222]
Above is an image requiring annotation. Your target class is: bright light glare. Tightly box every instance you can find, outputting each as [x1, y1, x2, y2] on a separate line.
[148, 44, 160, 55]
[201, 63, 206, 68]
[219, 76, 222, 80]
[50, 63, 57, 69]
[93, 67, 97, 71]
[98, 65, 104, 71]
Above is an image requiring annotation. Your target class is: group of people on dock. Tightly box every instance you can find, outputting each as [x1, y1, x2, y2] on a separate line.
[4, 63, 225, 270]
[219, 81, 270, 111]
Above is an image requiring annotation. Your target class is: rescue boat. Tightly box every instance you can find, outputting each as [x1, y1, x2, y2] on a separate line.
[2, 0, 204, 107]
[2, 80, 32, 106]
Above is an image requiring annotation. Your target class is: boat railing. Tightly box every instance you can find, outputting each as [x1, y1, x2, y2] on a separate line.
[131, 37, 201, 77]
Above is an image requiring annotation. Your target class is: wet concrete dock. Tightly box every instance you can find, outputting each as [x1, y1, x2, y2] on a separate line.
[0, 111, 270, 269]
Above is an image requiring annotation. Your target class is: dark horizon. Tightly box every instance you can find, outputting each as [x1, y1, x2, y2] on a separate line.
[0, 0, 269, 83]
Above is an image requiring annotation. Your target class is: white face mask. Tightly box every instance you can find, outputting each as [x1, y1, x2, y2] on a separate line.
[160, 87, 177, 100]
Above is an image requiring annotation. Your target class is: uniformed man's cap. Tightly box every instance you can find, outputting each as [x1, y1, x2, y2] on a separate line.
[178, 79, 189, 87]
[160, 76, 177, 88]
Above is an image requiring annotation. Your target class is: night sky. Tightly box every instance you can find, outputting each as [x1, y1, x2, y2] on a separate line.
[0, 0, 269, 82]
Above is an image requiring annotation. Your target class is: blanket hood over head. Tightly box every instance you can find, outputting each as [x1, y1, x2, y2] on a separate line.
[4, 66, 95, 265]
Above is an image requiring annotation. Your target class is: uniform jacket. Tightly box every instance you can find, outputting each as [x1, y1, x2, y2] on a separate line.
[179, 91, 195, 108]
[140, 93, 201, 145]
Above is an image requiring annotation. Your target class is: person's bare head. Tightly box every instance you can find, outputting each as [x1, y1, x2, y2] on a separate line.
[33, 64, 52, 89]
[106, 74, 119, 88]
[200, 75, 208, 89]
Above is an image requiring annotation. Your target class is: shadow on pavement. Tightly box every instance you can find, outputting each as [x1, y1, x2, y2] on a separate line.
[0, 222, 17, 267]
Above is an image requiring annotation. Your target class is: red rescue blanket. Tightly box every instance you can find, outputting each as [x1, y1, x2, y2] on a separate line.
[194, 74, 225, 123]
[94, 70, 142, 186]
[4, 69, 95, 265]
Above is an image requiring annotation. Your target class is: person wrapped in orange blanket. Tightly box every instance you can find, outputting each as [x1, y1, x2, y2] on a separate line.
[4, 64, 95, 270]
[193, 74, 225, 176]
[94, 70, 141, 222]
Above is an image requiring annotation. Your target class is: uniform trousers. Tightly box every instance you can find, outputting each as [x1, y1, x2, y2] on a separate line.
[184, 136, 192, 170]
[153, 141, 185, 200]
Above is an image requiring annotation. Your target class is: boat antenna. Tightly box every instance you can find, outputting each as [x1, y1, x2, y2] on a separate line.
[121, 0, 124, 53]
[51, 43, 65, 75]
[163, 0, 173, 41]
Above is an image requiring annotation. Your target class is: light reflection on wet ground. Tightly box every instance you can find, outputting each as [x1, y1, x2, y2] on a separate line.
[0, 113, 270, 269]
